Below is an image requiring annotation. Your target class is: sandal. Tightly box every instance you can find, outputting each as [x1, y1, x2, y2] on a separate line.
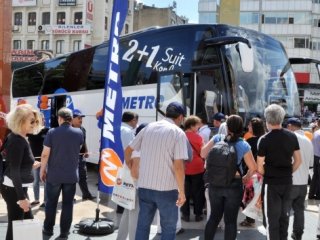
[239, 219, 255, 227]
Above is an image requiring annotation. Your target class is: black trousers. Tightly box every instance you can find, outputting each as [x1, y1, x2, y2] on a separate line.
[181, 172, 205, 217]
[0, 184, 33, 240]
[309, 156, 320, 198]
[262, 183, 292, 240]
[78, 156, 92, 198]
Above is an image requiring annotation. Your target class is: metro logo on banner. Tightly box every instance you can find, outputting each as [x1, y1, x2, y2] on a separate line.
[98, 0, 128, 194]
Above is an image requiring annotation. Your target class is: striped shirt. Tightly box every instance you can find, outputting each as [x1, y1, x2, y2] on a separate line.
[130, 118, 189, 191]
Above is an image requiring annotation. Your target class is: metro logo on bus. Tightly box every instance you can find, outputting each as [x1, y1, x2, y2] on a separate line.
[99, 148, 123, 187]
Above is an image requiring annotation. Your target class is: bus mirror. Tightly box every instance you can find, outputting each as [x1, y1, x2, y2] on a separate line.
[238, 42, 254, 73]
[317, 63, 320, 76]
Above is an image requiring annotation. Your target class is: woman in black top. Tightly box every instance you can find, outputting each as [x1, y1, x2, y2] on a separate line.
[240, 117, 265, 227]
[0, 104, 41, 240]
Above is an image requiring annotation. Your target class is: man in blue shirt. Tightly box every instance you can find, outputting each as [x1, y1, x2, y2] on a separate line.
[40, 107, 83, 239]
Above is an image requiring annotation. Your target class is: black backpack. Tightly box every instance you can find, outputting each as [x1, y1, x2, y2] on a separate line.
[204, 139, 240, 187]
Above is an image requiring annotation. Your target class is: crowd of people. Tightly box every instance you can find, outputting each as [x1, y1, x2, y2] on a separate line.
[1, 101, 320, 240]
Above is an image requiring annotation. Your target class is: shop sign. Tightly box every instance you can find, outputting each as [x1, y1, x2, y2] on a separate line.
[11, 49, 54, 63]
[12, 0, 37, 6]
[304, 89, 320, 103]
[58, 0, 76, 6]
[44, 25, 90, 35]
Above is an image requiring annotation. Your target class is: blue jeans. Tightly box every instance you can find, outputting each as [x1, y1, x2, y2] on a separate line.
[135, 188, 178, 240]
[44, 182, 76, 234]
[33, 168, 47, 202]
[205, 179, 243, 240]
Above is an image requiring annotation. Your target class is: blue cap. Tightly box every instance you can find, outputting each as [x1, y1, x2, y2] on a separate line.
[73, 109, 85, 117]
[287, 117, 301, 127]
[166, 102, 186, 117]
[213, 112, 225, 121]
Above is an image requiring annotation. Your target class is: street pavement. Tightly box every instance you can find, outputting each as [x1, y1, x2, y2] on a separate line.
[0, 166, 319, 240]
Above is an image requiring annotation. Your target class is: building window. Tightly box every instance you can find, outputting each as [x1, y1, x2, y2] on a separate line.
[27, 40, 35, 50]
[56, 40, 64, 54]
[41, 40, 49, 50]
[105, 17, 108, 30]
[42, 12, 50, 25]
[14, 12, 22, 26]
[13, 40, 21, 50]
[73, 40, 81, 51]
[294, 38, 309, 48]
[57, 12, 66, 24]
[74, 12, 82, 25]
[240, 12, 259, 24]
[28, 12, 37, 26]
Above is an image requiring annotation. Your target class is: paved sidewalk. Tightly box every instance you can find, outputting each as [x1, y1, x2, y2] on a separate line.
[0, 166, 319, 239]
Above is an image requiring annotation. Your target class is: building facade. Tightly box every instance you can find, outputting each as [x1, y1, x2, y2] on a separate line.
[11, 0, 134, 67]
[133, 3, 188, 31]
[0, 0, 12, 138]
[199, 0, 320, 115]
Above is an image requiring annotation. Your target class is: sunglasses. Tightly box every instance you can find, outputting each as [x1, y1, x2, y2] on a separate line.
[30, 119, 39, 125]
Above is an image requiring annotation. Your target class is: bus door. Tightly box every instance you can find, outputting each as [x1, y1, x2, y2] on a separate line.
[193, 68, 228, 124]
[156, 72, 185, 120]
[192, 36, 253, 123]
[50, 95, 67, 128]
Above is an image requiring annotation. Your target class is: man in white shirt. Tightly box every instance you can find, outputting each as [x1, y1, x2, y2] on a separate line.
[116, 111, 138, 215]
[198, 114, 211, 144]
[125, 102, 189, 240]
[285, 117, 314, 240]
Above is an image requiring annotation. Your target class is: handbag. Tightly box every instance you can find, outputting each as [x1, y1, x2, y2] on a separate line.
[12, 218, 42, 240]
[111, 166, 136, 210]
[242, 176, 263, 221]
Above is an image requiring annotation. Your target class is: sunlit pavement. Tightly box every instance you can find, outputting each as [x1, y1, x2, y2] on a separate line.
[0, 166, 319, 239]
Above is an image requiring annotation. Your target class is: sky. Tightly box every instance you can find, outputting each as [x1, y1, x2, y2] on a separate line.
[137, 0, 199, 23]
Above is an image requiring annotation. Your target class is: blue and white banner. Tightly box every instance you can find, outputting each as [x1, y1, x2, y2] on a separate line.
[98, 0, 128, 194]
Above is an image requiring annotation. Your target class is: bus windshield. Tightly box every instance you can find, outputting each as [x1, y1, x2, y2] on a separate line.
[220, 26, 300, 120]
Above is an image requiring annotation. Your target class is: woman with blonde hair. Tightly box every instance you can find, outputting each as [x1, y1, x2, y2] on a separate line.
[0, 104, 41, 240]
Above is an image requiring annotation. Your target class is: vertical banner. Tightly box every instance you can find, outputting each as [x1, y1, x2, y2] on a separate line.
[98, 0, 128, 194]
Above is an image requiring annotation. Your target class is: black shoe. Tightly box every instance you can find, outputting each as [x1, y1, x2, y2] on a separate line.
[58, 233, 69, 239]
[317, 234, 320, 239]
[176, 228, 185, 235]
[291, 232, 302, 240]
[39, 202, 45, 208]
[42, 228, 53, 236]
[181, 215, 190, 222]
[195, 215, 203, 222]
[82, 195, 96, 201]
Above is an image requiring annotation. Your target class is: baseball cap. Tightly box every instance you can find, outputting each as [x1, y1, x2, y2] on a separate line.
[287, 117, 301, 127]
[212, 112, 225, 122]
[166, 102, 186, 117]
[58, 107, 73, 121]
[73, 109, 85, 118]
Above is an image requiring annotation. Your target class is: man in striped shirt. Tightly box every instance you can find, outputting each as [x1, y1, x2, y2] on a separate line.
[125, 102, 189, 240]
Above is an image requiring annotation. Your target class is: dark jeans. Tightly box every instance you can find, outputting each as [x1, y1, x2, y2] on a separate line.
[44, 182, 76, 235]
[135, 188, 178, 240]
[181, 173, 205, 217]
[309, 156, 320, 198]
[204, 179, 243, 240]
[262, 183, 292, 240]
[0, 184, 33, 240]
[284, 185, 307, 238]
[78, 156, 92, 198]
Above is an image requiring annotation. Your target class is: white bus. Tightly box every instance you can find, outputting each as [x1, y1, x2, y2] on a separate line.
[11, 24, 301, 163]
